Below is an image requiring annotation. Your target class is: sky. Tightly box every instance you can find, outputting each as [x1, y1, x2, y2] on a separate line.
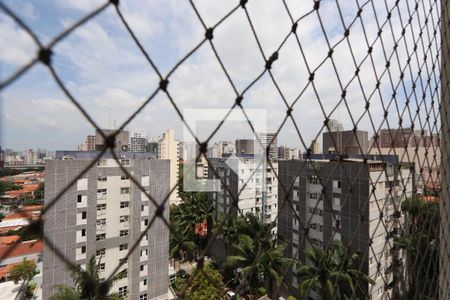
[0, 0, 441, 151]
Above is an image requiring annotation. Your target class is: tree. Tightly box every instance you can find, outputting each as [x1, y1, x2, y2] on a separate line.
[224, 216, 292, 298]
[297, 240, 374, 300]
[184, 263, 225, 299]
[51, 255, 124, 300]
[396, 196, 439, 298]
[0, 181, 21, 195]
[9, 258, 39, 284]
[170, 221, 196, 270]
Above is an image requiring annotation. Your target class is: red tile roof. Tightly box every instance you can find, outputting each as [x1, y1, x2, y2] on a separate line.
[0, 236, 20, 245]
[3, 212, 32, 220]
[0, 240, 43, 260]
[20, 205, 44, 212]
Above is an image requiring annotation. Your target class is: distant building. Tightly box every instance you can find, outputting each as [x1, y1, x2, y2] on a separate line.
[78, 135, 96, 151]
[208, 141, 236, 158]
[43, 157, 170, 300]
[129, 131, 148, 153]
[257, 132, 278, 159]
[158, 129, 181, 205]
[326, 119, 344, 132]
[278, 146, 299, 160]
[374, 128, 415, 148]
[25, 149, 38, 165]
[311, 139, 321, 154]
[208, 156, 278, 235]
[322, 130, 368, 154]
[278, 158, 414, 299]
[95, 129, 130, 152]
[236, 139, 255, 156]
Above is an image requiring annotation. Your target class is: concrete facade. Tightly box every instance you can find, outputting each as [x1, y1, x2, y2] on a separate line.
[278, 159, 413, 299]
[323, 130, 369, 155]
[43, 158, 170, 300]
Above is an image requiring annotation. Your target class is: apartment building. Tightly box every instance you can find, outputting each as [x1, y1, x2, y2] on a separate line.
[158, 129, 180, 205]
[129, 131, 148, 153]
[278, 157, 413, 299]
[43, 155, 170, 300]
[322, 130, 369, 155]
[78, 135, 96, 151]
[208, 156, 278, 226]
[257, 132, 278, 159]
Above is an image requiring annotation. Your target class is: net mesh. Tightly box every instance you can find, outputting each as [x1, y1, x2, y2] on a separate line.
[0, 0, 447, 299]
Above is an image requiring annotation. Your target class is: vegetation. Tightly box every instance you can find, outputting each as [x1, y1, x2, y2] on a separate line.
[35, 182, 44, 199]
[7, 220, 43, 241]
[173, 263, 225, 299]
[218, 213, 291, 298]
[0, 181, 21, 194]
[297, 240, 374, 299]
[170, 191, 213, 263]
[396, 196, 439, 299]
[51, 256, 124, 300]
[22, 198, 44, 206]
[9, 258, 39, 284]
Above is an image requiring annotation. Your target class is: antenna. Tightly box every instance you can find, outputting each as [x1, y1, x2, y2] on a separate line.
[108, 108, 111, 129]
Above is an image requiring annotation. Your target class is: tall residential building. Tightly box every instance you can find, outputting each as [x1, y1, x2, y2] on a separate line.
[208, 156, 278, 225]
[257, 132, 278, 159]
[374, 128, 415, 148]
[43, 155, 170, 300]
[158, 129, 180, 205]
[278, 146, 300, 160]
[322, 130, 369, 154]
[78, 135, 96, 151]
[129, 131, 148, 153]
[25, 149, 38, 165]
[235, 139, 255, 156]
[278, 158, 413, 299]
[208, 141, 236, 158]
[95, 129, 130, 152]
[311, 139, 321, 154]
[326, 119, 344, 132]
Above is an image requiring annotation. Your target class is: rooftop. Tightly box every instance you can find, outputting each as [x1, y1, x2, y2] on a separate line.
[0, 240, 43, 260]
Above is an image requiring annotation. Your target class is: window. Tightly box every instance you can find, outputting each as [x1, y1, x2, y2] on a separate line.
[96, 248, 105, 256]
[77, 195, 82, 203]
[120, 201, 129, 208]
[120, 230, 129, 237]
[120, 187, 130, 194]
[144, 219, 148, 226]
[81, 211, 87, 219]
[143, 279, 147, 286]
[117, 271, 128, 280]
[81, 246, 86, 254]
[97, 204, 106, 214]
[81, 229, 86, 237]
[120, 216, 129, 223]
[97, 176, 107, 182]
[140, 265, 144, 271]
[119, 244, 128, 251]
[99, 263, 105, 271]
[96, 234, 106, 241]
[139, 294, 148, 300]
[120, 158, 130, 166]
[118, 286, 128, 297]
[140, 249, 148, 257]
[121, 175, 129, 180]
[141, 204, 145, 212]
[97, 219, 106, 226]
[120, 258, 128, 264]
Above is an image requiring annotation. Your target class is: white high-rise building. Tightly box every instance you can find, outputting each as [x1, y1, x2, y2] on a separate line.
[158, 129, 181, 205]
[129, 131, 148, 153]
[257, 132, 278, 159]
[25, 149, 38, 165]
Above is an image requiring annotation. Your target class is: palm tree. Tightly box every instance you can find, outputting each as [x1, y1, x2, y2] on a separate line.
[51, 255, 124, 300]
[297, 240, 374, 300]
[9, 258, 39, 284]
[224, 219, 292, 298]
[170, 221, 196, 270]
